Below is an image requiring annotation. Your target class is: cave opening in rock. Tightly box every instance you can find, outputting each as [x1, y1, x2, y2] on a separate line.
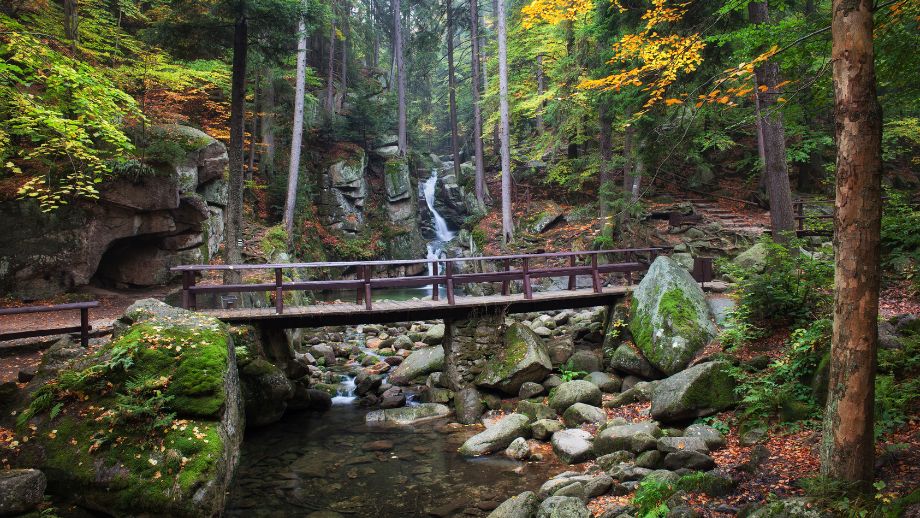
[92, 234, 190, 290]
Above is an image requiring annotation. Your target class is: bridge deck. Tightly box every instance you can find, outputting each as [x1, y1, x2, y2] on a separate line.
[203, 286, 635, 327]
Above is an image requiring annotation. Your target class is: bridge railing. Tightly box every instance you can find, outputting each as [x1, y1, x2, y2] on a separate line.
[170, 247, 670, 314]
[793, 199, 834, 237]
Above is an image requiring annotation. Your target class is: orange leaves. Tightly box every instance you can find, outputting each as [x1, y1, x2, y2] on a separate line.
[521, 0, 593, 28]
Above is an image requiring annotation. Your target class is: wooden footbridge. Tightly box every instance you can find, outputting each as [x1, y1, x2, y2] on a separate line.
[171, 247, 701, 327]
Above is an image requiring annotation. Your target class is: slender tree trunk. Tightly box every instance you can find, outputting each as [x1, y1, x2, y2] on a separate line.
[497, 0, 512, 244]
[617, 120, 634, 235]
[748, 1, 795, 242]
[394, 0, 407, 155]
[341, 0, 349, 101]
[598, 99, 613, 234]
[821, 0, 883, 485]
[64, 0, 78, 50]
[325, 18, 336, 113]
[446, 0, 461, 177]
[284, 16, 309, 237]
[535, 54, 545, 135]
[225, 15, 248, 283]
[469, 0, 487, 205]
[247, 69, 260, 180]
[261, 68, 276, 177]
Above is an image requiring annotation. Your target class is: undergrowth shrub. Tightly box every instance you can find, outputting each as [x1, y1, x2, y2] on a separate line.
[632, 479, 676, 517]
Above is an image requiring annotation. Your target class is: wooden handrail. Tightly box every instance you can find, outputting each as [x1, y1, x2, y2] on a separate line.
[171, 248, 671, 313]
[0, 301, 99, 347]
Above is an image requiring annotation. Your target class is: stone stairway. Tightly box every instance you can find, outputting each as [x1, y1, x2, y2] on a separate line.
[670, 194, 769, 236]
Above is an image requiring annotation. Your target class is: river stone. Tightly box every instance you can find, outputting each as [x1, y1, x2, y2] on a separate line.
[650, 361, 737, 422]
[683, 424, 726, 449]
[584, 371, 622, 393]
[423, 324, 445, 345]
[0, 469, 45, 515]
[543, 374, 564, 390]
[459, 413, 531, 456]
[663, 450, 716, 470]
[657, 436, 709, 454]
[553, 481, 587, 501]
[561, 402, 607, 427]
[748, 497, 825, 518]
[475, 323, 552, 395]
[505, 437, 531, 460]
[519, 381, 545, 399]
[609, 343, 662, 379]
[595, 421, 662, 455]
[516, 400, 558, 422]
[487, 491, 540, 518]
[536, 496, 591, 518]
[531, 419, 565, 441]
[629, 256, 717, 375]
[567, 350, 602, 373]
[365, 403, 450, 425]
[596, 451, 636, 470]
[645, 469, 680, 485]
[547, 336, 575, 366]
[635, 450, 663, 468]
[388, 346, 444, 385]
[548, 380, 602, 412]
[551, 428, 595, 464]
[455, 386, 485, 424]
[604, 380, 658, 408]
[585, 474, 613, 498]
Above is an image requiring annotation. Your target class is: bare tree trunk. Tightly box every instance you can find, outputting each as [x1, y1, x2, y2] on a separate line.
[598, 99, 612, 234]
[446, 0, 461, 177]
[394, 0, 407, 155]
[497, 0, 512, 244]
[225, 14, 248, 283]
[469, 0, 487, 205]
[284, 16, 309, 237]
[341, 0, 349, 100]
[64, 0, 78, 50]
[749, 1, 795, 242]
[325, 18, 336, 113]
[261, 68, 276, 177]
[821, 0, 883, 485]
[535, 54, 545, 135]
[247, 69, 260, 180]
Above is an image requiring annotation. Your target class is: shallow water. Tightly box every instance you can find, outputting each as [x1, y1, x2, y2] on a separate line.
[225, 405, 561, 517]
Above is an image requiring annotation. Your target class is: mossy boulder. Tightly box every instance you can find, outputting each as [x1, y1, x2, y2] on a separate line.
[384, 157, 412, 202]
[629, 256, 717, 376]
[388, 346, 444, 385]
[9, 299, 242, 517]
[475, 323, 552, 395]
[238, 358, 294, 427]
[733, 242, 770, 274]
[548, 380, 602, 413]
[458, 413, 531, 456]
[609, 343, 662, 379]
[650, 361, 737, 422]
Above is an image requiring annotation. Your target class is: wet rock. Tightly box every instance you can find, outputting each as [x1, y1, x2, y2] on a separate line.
[365, 403, 450, 425]
[487, 491, 539, 518]
[650, 361, 737, 422]
[240, 358, 294, 427]
[584, 372, 622, 393]
[354, 372, 384, 397]
[452, 386, 485, 424]
[423, 324, 445, 345]
[362, 440, 394, 451]
[519, 381, 545, 399]
[551, 429, 595, 464]
[595, 421, 662, 455]
[548, 380, 602, 413]
[505, 437, 531, 460]
[389, 346, 444, 385]
[459, 413, 531, 456]
[422, 387, 453, 404]
[562, 403, 607, 427]
[683, 424, 726, 449]
[288, 387, 332, 412]
[536, 496, 591, 518]
[532, 419, 565, 441]
[657, 436, 709, 454]
[0, 469, 46, 515]
[609, 344, 662, 380]
[630, 256, 717, 375]
[475, 323, 552, 396]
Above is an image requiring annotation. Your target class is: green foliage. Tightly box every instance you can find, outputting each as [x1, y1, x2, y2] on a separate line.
[799, 477, 916, 518]
[874, 329, 920, 438]
[559, 359, 587, 382]
[880, 189, 920, 284]
[632, 479, 675, 518]
[261, 225, 289, 259]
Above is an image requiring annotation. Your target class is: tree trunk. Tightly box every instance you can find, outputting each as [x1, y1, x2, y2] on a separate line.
[394, 0, 407, 155]
[325, 18, 336, 113]
[748, 1, 795, 242]
[247, 69, 260, 180]
[64, 0, 78, 49]
[284, 15, 309, 237]
[446, 0, 461, 177]
[598, 99, 613, 234]
[261, 68, 276, 177]
[225, 14, 248, 284]
[469, 0, 487, 205]
[821, 0, 883, 485]
[341, 0, 349, 100]
[535, 54, 545, 135]
[497, 0, 512, 244]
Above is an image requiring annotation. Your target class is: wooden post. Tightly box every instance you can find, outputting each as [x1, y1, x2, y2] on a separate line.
[356, 266, 364, 304]
[796, 202, 805, 232]
[523, 257, 533, 300]
[446, 261, 455, 305]
[363, 264, 372, 310]
[502, 259, 511, 296]
[275, 267, 284, 314]
[568, 255, 576, 290]
[432, 260, 440, 301]
[80, 307, 89, 348]
[187, 271, 197, 310]
[182, 270, 192, 309]
[625, 251, 634, 285]
[591, 254, 601, 293]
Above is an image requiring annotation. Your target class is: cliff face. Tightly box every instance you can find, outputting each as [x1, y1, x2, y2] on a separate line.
[0, 125, 228, 299]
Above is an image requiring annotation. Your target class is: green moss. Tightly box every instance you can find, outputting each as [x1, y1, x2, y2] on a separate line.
[677, 471, 735, 496]
[631, 287, 709, 373]
[475, 324, 529, 385]
[679, 362, 737, 410]
[260, 225, 288, 259]
[240, 358, 279, 377]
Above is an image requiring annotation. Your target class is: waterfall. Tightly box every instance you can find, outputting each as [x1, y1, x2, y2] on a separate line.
[423, 168, 456, 284]
[331, 374, 357, 405]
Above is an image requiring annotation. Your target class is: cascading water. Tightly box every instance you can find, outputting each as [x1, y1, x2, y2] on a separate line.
[331, 374, 357, 405]
[423, 167, 456, 292]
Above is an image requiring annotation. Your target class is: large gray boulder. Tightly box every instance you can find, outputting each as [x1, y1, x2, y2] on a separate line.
[629, 256, 717, 375]
[239, 358, 294, 427]
[423, 323, 445, 345]
[388, 346, 444, 385]
[0, 469, 46, 515]
[365, 403, 451, 425]
[609, 343, 662, 379]
[733, 242, 770, 273]
[595, 421, 662, 454]
[561, 403, 607, 427]
[459, 413, 531, 456]
[650, 361, 737, 422]
[475, 323, 552, 395]
[488, 491, 540, 518]
[551, 429, 595, 464]
[536, 496, 591, 518]
[548, 380, 602, 413]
